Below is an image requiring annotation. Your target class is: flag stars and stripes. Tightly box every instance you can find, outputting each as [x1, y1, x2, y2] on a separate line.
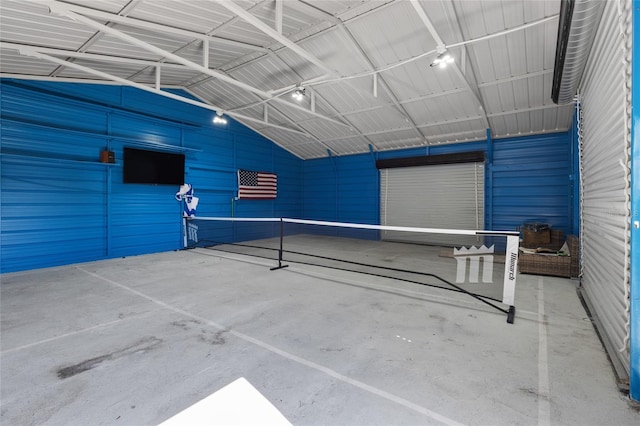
[238, 170, 277, 199]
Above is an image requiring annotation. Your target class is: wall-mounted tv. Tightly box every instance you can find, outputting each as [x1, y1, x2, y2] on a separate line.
[123, 147, 185, 185]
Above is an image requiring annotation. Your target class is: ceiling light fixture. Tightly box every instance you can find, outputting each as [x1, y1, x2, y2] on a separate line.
[213, 111, 227, 125]
[430, 49, 454, 69]
[292, 86, 306, 101]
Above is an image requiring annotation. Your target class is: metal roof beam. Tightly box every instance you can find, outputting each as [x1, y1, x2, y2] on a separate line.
[46, 4, 269, 96]
[209, 0, 336, 76]
[125, 0, 270, 83]
[335, 22, 424, 141]
[272, 1, 422, 148]
[265, 14, 557, 98]
[408, 0, 490, 130]
[275, 0, 284, 34]
[40, 0, 267, 52]
[43, 5, 350, 128]
[49, 0, 144, 78]
[0, 42, 187, 69]
[338, 88, 469, 117]
[487, 103, 573, 118]
[15, 48, 308, 136]
[478, 70, 553, 88]
[321, 115, 485, 142]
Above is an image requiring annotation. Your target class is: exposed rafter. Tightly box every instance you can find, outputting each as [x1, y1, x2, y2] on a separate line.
[209, 0, 335, 76]
[49, 0, 144, 77]
[0, 42, 186, 69]
[42, 2, 351, 130]
[14, 47, 309, 136]
[408, 0, 489, 130]
[1, 0, 569, 159]
[41, 0, 267, 52]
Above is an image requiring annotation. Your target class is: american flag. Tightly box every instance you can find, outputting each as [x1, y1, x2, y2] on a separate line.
[237, 170, 277, 199]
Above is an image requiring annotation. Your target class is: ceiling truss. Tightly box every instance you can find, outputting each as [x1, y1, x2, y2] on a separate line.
[0, 0, 571, 159]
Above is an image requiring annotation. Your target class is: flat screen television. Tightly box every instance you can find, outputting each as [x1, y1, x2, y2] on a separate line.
[123, 147, 185, 185]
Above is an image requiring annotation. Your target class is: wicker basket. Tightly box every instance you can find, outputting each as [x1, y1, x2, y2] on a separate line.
[567, 234, 579, 277]
[518, 253, 571, 278]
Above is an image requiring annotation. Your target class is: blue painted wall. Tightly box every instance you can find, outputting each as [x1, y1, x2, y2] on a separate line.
[302, 151, 379, 239]
[491, 133, 573, 234]
[0, 79, 302, 273]
[303, 133, 574, 236]
[1, 77, 575, 274]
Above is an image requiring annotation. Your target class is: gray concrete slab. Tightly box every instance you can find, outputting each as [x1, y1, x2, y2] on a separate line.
[1, 244, 638, 425]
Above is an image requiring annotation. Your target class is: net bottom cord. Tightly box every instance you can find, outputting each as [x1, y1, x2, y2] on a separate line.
[189, 242, 512, 318]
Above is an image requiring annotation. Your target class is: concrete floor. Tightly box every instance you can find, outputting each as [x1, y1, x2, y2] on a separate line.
[1, 240, 639, 425]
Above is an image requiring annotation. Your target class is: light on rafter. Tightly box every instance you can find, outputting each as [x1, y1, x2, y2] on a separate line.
[292, 86, 306, 101]
[430, 50, 454, 69]
[213, 111, 227, 125]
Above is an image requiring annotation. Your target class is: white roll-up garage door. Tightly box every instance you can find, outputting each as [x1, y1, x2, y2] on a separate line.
[380, 162, 484, 247]
[578, 0, 631, 379]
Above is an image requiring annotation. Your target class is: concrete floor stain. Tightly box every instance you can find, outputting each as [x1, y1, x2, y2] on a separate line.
[56, 336, 162, 379]
[57, 354, 112, 379]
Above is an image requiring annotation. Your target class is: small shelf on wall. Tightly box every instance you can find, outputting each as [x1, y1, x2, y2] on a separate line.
[0, 152, 121, 167]
[113, 138, 201, 153]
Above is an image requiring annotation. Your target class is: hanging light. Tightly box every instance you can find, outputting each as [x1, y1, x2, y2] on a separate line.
[292, 86, 306, 101]
[213, 111, 227, 125]
[430, 50, 454, 69]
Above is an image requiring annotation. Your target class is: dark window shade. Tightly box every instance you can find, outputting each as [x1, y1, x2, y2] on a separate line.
[376, 151, 485, 170]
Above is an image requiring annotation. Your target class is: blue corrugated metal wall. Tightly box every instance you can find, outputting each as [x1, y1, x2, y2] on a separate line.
[1, 77, 574, 273]
[492, 133, 572, 233]
[303, 134, 573, 235]
[1, 79, 302, 273]
[302, 152, 379, 224]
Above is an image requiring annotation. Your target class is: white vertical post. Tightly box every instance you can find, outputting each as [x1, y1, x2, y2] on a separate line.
[502, 235, 519, 306]
[373, 73, 378, 98]
[203, 39, 209, 68]
[182, 217, 188, 248]
[275, 0, 283, 34]
[155, 65, 161, 89]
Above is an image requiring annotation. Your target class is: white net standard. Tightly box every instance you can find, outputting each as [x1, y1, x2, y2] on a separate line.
[184, 217, 519, 323]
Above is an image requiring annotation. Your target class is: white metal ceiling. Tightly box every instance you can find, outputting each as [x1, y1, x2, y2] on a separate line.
[0, 0, 574, 159]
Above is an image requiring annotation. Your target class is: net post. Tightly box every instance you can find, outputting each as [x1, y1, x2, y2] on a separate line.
[182, 216, 187, 248]
[502, 234, 519, 323]
[270, 217, 289, 271]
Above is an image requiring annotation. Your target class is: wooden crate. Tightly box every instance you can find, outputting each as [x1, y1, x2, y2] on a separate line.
[522, 228, 550, 248]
